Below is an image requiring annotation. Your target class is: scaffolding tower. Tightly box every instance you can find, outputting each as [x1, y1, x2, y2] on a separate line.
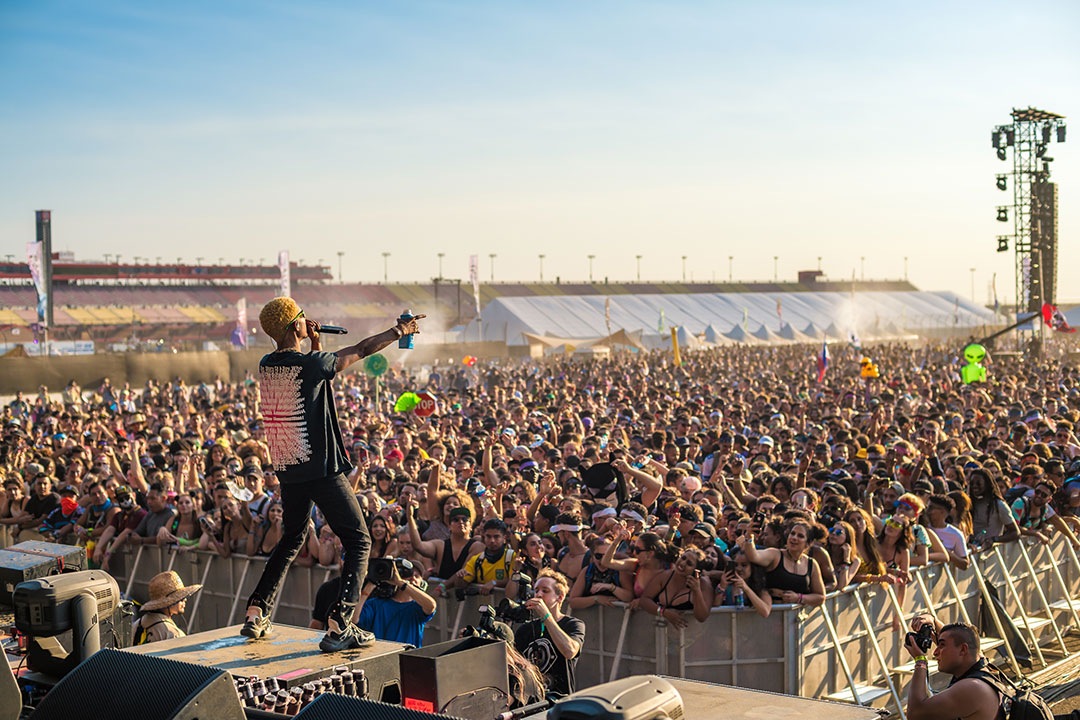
[992, 108, 1066, 317]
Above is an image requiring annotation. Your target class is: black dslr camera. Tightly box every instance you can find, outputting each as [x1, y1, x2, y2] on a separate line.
[907, 623, 936, 653]
[461, 605, 502, 640]
[496, 574, 535, 624]
[369, 558, 414, 599]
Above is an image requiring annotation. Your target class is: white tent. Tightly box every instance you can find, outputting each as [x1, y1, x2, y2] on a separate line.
[723, 324, 759, 344]
[752, 325, 786, 343]
[675, 326, 702, 350]
[465, 290, 995, 346]
[802, 321, 825, 340]
[778, 322, 814, 343]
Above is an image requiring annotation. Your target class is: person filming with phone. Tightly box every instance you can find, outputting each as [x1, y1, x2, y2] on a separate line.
[903, 614, 1014, 720]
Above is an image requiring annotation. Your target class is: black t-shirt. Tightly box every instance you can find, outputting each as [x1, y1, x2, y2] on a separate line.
[513, 614, 586, 697]
[25, 492, 60, 520]
[259, 350, 352, 484]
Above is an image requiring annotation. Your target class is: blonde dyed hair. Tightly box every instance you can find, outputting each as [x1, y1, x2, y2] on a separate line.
[259, 297, 302, 343]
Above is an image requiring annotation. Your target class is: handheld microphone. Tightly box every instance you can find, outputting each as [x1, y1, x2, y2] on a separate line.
[318, 325, 348, 335]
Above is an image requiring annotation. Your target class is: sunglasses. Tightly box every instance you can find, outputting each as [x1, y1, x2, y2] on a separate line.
[288, 309, 305, 325]
[829, 527, 847, 536]
[885, 518, 907, 530]
[629, 546, 644, 554]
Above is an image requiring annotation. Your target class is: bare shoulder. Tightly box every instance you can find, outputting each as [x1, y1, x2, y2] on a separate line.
[948, 678, 1003, 719]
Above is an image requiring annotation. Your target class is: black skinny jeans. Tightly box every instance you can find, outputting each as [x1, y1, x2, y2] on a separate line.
[248, 473, 370, 627]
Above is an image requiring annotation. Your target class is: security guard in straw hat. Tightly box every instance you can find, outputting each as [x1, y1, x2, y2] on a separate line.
[133, 571, 202, 644]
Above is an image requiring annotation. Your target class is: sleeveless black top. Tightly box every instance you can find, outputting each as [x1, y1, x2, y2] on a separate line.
[764, 555, 812, 594]
[437, 537, 473, 579]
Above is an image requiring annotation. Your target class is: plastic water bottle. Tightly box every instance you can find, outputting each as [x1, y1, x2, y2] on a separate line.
[732, 586, 745, 607]
[398, 310, 415, 349]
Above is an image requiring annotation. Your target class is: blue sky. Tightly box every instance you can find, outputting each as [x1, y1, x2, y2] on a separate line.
[1, 1, 1077, 301]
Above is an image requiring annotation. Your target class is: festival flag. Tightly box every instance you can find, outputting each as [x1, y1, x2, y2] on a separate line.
[817, 340, 829, 382]
[231, 297, 248, 348]
[278, 250, 291, 298]
[469, 254, 480, 313]
[671, 327, 681, 366]
[1042, 302, 1076, 333]
[953, 296, 959, 325]
[26, 242, 47, 327]
[742, 307, 748, 331]
[992, 273, 1000, 316]
[776, 298, 783, 326]
[658, 308, 665, 332]
[605, 297, 611, 335]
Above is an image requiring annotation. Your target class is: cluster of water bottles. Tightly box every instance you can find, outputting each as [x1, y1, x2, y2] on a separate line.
[234, 666, 367, 715]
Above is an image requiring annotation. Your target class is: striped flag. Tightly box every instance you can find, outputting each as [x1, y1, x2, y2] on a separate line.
[817, 340, 829, 382]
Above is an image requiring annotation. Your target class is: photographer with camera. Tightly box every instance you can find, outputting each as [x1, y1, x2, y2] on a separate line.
[903, 614, 1015, 720]
[513, 568, 585, 698]
[312, 557, 436, 647]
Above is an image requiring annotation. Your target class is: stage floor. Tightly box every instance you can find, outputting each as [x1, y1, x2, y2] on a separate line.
[122, 623, 408, 689]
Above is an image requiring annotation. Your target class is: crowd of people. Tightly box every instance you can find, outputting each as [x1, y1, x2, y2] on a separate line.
[3, 339, 1080, 698]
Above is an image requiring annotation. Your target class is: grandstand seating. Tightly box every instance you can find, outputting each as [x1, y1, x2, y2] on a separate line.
[0, 277, 919, 347]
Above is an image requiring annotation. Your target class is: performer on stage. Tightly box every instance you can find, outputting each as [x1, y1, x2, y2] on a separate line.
[242, 297, 425, 653]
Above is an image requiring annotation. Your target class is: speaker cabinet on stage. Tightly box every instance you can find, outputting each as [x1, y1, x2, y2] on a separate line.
[399, 636, 510, 717]
[0, 541, 86, 606]
[29, 648, 245, 720]
[295, 692, 461, 720]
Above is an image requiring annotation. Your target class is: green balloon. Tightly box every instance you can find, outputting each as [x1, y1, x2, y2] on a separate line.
[364, 354, 389, 377]
[394, 392, 420, 413]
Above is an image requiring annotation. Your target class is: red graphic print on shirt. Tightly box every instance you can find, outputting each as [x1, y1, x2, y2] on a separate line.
[260, 365, 312, 470]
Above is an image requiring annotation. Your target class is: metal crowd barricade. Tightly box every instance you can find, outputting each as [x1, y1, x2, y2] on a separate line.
[102, 533, 1080, 711]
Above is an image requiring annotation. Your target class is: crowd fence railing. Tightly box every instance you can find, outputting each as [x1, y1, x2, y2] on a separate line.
[83, 534, 1080, 710]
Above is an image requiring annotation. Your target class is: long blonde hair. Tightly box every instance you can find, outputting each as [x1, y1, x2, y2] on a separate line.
[506, 644, 545, 707]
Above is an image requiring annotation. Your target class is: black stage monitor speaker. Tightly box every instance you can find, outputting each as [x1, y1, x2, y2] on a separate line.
[295, 692, 463, 720]
[29, 648, 244, 720]
[548, 675, 683, 720]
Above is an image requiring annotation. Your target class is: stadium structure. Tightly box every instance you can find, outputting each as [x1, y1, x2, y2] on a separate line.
[0, 258, 998, 355]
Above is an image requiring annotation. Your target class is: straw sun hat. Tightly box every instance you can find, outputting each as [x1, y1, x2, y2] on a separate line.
[142, 571, 202, 612]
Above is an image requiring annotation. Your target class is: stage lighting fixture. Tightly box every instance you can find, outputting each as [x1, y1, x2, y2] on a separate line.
[1005, 130, 1015, 146]
[996, 208, 1009, 222]
[1043, 125, 1052, 143]
[1036, 144, 1048, 158]
[997, 148, 1008, 161]
[996, 175, 1008, 191]
[997, 237, 1010, 252]
[1057, 125, 1066, 143]
[992, 131, 1001, 148]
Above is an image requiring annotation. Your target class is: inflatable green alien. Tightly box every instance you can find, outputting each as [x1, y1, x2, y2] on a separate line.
[961, 343, 988, 384]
